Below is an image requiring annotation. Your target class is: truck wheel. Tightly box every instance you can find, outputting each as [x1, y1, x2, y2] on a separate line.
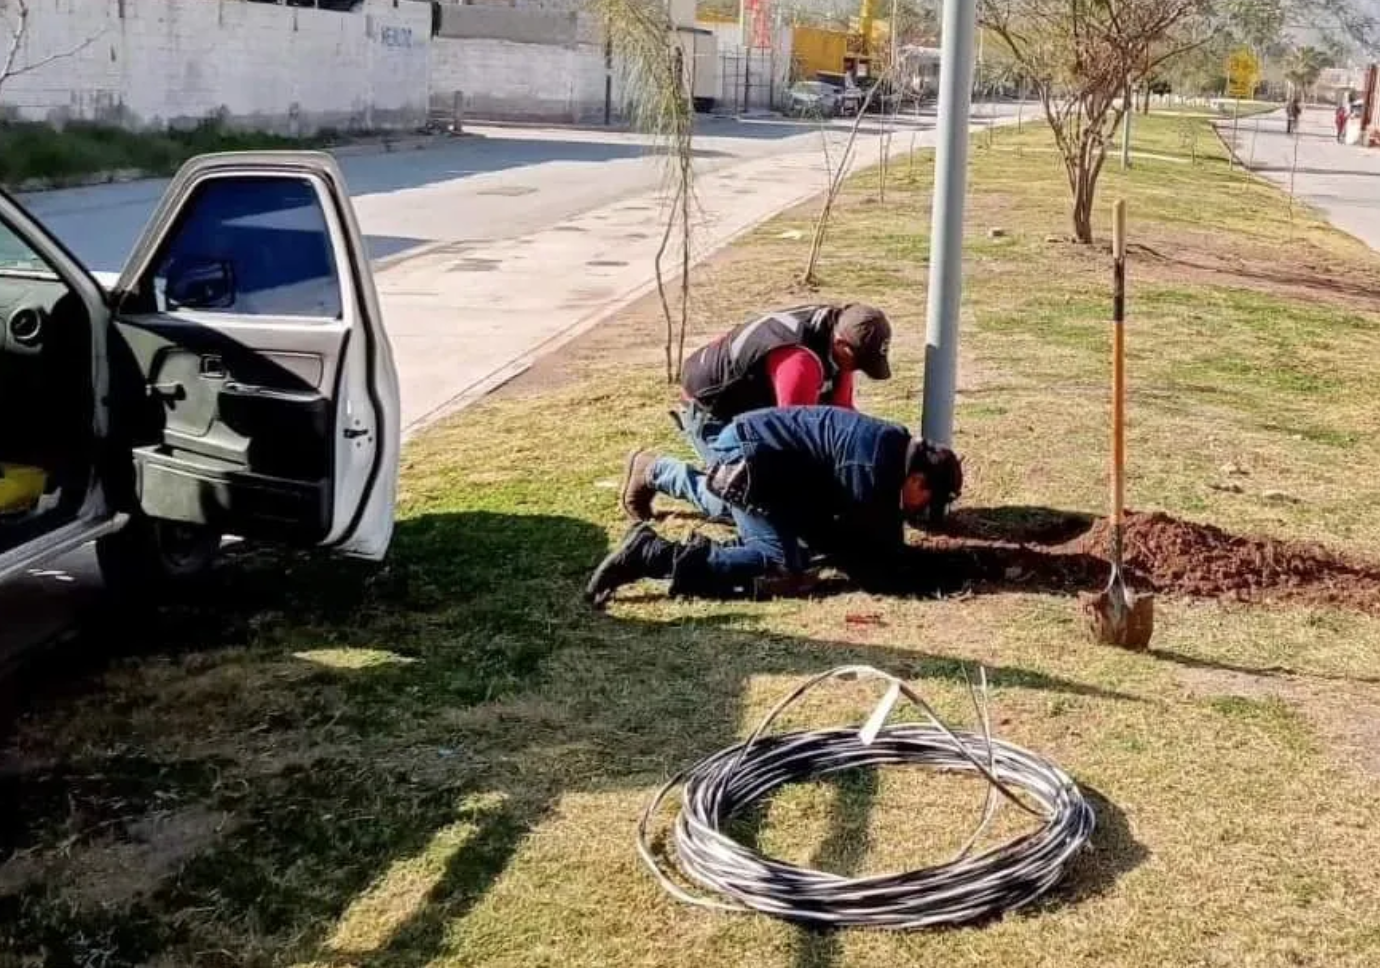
[96, 516, 221, 603]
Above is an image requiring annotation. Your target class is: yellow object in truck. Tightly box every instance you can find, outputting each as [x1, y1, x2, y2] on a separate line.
[0, 463, 47, 515]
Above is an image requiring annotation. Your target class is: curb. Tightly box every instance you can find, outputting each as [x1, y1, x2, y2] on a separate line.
[463, 117, 634, 134]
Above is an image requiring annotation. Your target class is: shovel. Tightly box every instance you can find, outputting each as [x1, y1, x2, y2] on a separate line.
[1081, 199, 1155, 650]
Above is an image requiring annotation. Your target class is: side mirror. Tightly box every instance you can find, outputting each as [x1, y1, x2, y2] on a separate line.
[164, 258, 235, 310]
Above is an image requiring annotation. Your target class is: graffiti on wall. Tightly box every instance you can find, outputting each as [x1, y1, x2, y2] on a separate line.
[379, 24, 414, 48]
[744, 0, 771, 49]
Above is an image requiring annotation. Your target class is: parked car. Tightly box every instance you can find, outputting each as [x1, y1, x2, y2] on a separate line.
[858, 76, 901, 115]
[0, 151, 401, 601]
[814, 72, 864, 116]
[788, 81, 843, 118]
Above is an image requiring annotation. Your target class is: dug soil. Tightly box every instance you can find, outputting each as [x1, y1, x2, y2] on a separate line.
[922, 509, 1380, 612]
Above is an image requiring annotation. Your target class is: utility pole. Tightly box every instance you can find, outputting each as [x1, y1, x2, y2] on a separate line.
[920, 0, 977, 447]
[604, 32, 614, 126]
[889, 0, 898, 71]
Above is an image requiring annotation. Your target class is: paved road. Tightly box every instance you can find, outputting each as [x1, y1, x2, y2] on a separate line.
[1220, 106, 1380, 252]
[20, 116, 927, 273]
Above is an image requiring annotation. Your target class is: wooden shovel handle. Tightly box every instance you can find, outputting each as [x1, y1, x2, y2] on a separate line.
[1112, 200, 1127, 532]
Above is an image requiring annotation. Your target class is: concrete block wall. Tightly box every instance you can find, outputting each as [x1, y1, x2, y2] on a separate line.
[0, 0, 432, 133]
[431, 0, 615, 123]
[430, 37, 613, 124]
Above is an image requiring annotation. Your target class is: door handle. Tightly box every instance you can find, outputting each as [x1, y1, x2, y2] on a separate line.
[146, 381, 185, 401]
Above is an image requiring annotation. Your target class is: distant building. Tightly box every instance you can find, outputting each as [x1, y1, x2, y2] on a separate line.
[1316, 66, 1368, 105]
[897, 45, 941, 100]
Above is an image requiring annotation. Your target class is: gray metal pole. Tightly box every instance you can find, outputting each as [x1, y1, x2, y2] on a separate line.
[604, 34, 614, 126]
[920, 0, 977, 447]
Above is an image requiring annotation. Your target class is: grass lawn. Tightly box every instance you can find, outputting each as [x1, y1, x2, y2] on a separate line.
[4, 113, 1380, 967]
[0, 119, 374, 189]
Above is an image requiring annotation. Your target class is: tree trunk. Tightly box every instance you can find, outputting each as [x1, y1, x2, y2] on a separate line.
[1071, 149, 1097, 244]
[1072, 177, 1095, 244]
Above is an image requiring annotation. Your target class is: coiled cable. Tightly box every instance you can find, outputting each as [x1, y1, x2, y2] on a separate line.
[636, 665, 1096, 929]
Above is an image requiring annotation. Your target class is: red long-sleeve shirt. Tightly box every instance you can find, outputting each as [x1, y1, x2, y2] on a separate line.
[764, 346, 854, 408]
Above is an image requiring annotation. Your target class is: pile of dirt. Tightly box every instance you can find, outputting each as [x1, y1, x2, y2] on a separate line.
[919, 508, 1380, 612]
[1064, 512, 1380, 611]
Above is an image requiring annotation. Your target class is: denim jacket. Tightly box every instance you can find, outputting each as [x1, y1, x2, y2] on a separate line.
[730, 405, 910, 570]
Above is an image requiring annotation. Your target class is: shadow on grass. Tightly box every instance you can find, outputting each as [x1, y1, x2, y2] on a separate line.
[741, 773, 1144, 966]
[1130, 241, 1380, 303]
[0, 510, 1146, 967]
[792, 767, 878, 968]
[1143, 646, 1380, 688]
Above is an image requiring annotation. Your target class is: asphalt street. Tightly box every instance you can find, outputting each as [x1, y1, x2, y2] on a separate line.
[20, 116, 925, 272]
[1221, 105, 1380, 252]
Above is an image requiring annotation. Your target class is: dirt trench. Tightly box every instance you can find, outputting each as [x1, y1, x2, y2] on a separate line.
[917, 508, 1380, 612]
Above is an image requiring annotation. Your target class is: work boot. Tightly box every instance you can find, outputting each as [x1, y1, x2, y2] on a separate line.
[585, 523, 677, 609]
[620, 449, 658, 521]
[668, 536, 746, 600]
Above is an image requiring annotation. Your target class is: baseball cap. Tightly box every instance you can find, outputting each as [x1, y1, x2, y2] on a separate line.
[835, 304, 892, 380]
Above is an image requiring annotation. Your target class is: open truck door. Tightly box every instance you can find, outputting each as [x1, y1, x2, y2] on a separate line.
[107, 152, 400, 560]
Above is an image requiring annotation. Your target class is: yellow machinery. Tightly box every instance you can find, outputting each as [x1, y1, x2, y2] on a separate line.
[791, 0, 888, 81]
[846, 0, 874, 75]
[792, 26, 848, 79]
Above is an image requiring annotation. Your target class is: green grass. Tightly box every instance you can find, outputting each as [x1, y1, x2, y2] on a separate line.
[3, 112, 1380, 967]
[0, 118, 362, 188]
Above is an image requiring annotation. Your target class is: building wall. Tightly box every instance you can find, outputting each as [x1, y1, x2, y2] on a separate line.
[429, 0, 613, 124]
[430, 36, 612, 124]
[0, 0, 730, 132]
[712, 27, 791, 113]
[0, 0, 431, 133]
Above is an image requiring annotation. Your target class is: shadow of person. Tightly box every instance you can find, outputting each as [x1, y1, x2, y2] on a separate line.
[0, 509, 1148, 968]
[939, 506, 1098, 545]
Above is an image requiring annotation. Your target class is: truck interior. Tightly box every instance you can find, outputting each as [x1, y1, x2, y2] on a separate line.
[0, 219, 94, 554]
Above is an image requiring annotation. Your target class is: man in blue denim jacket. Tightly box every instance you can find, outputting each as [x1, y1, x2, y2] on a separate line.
[586, 406, 963, 608]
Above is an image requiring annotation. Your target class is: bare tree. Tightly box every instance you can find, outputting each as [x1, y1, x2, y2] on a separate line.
[978, 0, 1214, 243]
[588, 0, 696, 383]
[803, 75, 893, 287]
[0, 0, 103, 99]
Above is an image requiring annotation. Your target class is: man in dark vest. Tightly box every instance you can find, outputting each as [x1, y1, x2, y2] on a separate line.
[587, 405, 963, 608]
[620, 302, 893, 523]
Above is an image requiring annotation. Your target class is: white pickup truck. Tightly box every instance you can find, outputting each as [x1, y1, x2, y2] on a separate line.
[0, 152, 401, 599]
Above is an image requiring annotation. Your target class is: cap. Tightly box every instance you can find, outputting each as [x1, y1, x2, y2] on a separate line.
[835, 304, 892, 380]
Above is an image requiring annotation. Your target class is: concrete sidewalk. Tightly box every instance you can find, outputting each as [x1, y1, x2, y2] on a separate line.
[1221, 107, 1380, 252]
[384, 107, 1021, 436]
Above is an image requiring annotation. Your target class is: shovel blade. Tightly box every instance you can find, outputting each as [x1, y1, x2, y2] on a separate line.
[1080, 586, 1155, 650]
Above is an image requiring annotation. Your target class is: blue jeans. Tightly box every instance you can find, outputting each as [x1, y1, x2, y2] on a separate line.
[650, 402, 732, 522]
[699, 424, 804, 583]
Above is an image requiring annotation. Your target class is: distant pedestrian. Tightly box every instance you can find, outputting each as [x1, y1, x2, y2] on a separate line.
[1286, 95, 1302, 134]
[1336, 102, 1348, 142]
